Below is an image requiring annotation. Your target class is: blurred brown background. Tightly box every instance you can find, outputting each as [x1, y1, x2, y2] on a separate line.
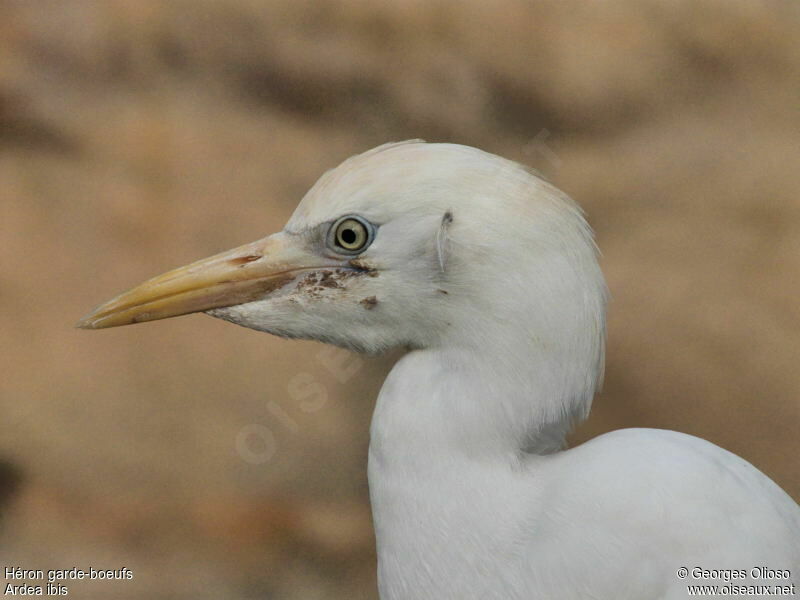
[1, 0, 799, 598]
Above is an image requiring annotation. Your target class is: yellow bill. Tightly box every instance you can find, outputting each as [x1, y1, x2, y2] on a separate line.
[76, 232, 328, 330]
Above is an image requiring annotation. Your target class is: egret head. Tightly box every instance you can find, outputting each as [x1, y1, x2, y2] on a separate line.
[79, 142, 606, 400]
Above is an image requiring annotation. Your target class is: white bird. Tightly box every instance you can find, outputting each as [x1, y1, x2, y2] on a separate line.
[79, 141, 799, 599]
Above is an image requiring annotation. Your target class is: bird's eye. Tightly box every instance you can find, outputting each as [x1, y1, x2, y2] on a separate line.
[329, 216, 374, 254]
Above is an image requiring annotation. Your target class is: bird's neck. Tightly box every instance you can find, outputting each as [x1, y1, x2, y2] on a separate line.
[367, 278, 603, 598]
[370, 346, 572, 464]
[368, 346, 562, 598]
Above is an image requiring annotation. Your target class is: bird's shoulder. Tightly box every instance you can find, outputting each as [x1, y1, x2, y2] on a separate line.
[532, 428, 800, 557]
[556, 428, 798, 517]
[504, 429, 800, 598]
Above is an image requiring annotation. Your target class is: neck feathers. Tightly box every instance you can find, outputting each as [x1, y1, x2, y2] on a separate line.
[374, 157, 607, 457]
[427, 179, 607, 454]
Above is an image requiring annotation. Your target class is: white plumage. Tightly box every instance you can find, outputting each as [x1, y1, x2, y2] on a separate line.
[80, 141, 800, 599]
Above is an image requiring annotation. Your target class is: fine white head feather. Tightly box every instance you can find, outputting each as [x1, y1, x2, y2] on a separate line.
[79, 141, 800, 600]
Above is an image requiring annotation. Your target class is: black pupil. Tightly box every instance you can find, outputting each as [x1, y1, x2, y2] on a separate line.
[340, 227, 357, 245]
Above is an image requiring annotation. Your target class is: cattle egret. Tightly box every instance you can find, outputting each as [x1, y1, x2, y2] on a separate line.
[79, 141, 799, 599]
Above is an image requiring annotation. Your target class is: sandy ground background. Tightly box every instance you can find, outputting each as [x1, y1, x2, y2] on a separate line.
[1, 1, 799, 598]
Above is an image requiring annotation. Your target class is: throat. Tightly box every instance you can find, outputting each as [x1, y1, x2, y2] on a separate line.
[369, 346, 578, 467]
[367, 347, 559, 598]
